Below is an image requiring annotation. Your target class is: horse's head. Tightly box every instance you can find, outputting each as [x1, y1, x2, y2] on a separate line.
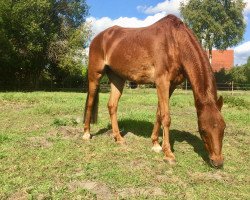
[198, 96, 226, 168]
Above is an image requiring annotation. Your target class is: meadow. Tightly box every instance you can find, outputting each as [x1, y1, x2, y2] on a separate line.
[0, 89, 249, 199]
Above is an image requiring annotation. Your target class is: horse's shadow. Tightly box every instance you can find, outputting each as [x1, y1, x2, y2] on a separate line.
[95, 119, 209, 164]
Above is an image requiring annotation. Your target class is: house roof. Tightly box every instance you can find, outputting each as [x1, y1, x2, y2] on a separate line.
[210, 50, 234, 72]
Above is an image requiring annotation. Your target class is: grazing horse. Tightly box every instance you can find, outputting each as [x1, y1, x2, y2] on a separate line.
[83, 15, 226, 168]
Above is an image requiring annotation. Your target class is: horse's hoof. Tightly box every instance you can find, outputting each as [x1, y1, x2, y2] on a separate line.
[163, 157, 176, 165]
[152, 145, 162, 153]
[116, 139, 126, 145]
[82, 133, 91, 140]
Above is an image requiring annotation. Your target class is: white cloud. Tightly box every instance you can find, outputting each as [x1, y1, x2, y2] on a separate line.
[86, 12, 167, 37]
[244, 0, 250, 14]
[137, 0, 250, 19]
[233, 1, 250, 65]
[86, 0, 250, 65]
[137, 0, 183, 16]
[234, 41, 250, 65]
[87, 0, 250, 37]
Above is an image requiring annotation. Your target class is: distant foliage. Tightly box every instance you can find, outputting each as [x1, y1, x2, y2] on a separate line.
[0, 0, 90, 90]
[214, 56, 250, 85]
[248, 57, 250, 65]
[214, 68, 232, 83]
[180, 0, 246, 61]
[223, 95, 249, 109]
[230, 65, 250, 84]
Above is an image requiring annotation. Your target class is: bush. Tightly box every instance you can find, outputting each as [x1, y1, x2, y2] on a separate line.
[223, 95, 249, 109]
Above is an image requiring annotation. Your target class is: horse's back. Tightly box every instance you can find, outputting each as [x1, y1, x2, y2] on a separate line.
[88, 15, 184, 84]
[104, 26, 159, 83]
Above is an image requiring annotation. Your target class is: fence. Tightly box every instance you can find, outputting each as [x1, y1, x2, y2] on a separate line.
[1, 80, 250, 92]
[89, 81, 250, 93]
[123, 81, 250, 91]
[184, 81, 250, 91]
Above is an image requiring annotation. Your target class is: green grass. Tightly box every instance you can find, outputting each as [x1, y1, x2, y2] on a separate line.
[0, 89, 249, 199]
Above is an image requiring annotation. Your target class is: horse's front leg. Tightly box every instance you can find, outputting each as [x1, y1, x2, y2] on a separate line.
[155, 76, 175, 164]
[151, 104, 162, 153]
[151, 85, 176, 153]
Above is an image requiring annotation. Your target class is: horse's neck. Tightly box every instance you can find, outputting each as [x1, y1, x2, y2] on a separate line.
[185, 63, 218, 112]
[181, 31, 218, 110]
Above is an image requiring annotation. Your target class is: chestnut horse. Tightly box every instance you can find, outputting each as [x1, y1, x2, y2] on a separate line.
[83, 15, 226, 168]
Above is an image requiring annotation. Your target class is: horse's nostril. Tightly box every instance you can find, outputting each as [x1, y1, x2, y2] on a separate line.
[210, 159, 224, 168]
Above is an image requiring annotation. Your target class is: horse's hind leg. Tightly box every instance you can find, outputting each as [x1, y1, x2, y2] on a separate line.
[151, 85, 176, 153]
[83, 58, 104, 140]
[107, 71, 125, 144]
[83, 79, 100, 139]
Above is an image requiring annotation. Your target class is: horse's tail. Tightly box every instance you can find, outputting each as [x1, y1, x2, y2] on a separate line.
[83, 82, 100, 124]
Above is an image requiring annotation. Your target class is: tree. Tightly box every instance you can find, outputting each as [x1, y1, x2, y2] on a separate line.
[214, 68, 232, 83]
[180, 0, 246, 62]
[247, 56, 250, 65]
[47, 22, 92, 88]
[228, 57, 250, 85]
[0, 0, 90, 90]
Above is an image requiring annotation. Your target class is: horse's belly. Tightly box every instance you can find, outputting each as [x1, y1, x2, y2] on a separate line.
[129, 66, 155, 84]
[108, 50, 156, 83]
[110, 64, 155, 84]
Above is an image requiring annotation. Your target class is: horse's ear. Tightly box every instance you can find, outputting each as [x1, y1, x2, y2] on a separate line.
[217, 96, 223, 111]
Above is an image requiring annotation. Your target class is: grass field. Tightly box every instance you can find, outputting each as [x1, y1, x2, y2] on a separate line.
[0, 89, 249, 199]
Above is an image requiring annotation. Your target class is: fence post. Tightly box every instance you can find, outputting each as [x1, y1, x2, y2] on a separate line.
[185, 79, 187, 92]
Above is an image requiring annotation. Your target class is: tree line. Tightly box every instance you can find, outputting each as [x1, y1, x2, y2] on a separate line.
[0, 0, 90, 90]
[180, 0, 249, 88]
[214, 57, 250, 86]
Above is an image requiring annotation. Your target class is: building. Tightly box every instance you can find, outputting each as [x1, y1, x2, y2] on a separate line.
[209, 50, 234, 72]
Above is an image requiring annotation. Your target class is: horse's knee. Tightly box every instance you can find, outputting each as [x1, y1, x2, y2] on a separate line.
[161, 114, 171, 127]
[151, 133, 158, 141]
[107, 102, 117, 115]
[156, 112, 161, 122]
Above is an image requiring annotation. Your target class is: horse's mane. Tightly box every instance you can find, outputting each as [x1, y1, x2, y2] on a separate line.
[176, 17, 218, 104]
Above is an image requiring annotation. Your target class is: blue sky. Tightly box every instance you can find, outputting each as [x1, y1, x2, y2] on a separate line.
[86, 0, 250, 65]
[86, 0, 159, 19]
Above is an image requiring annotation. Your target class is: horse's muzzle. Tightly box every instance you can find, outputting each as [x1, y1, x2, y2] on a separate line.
[210, 158, 224, 168]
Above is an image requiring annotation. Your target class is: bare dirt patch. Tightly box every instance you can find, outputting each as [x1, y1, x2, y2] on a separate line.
[47, 126, 82, 140]
[58, 126, 82, 139]
[123, 131, 137, 138]
[0, 101, 34, 113]
[155, 174, 174, 183]
[68, 180, 166, 199]
[7, 189, 28, 200]
[189, 171, 233, 183]
[155, 173, 187, 187]
[97, 130, 137, 138]
[99, 129, 113, 138]
[28, 136, 53, 148]
[130, 159, 148, 169]
[68, 180, 113, 200]
[117, 187, 165, 198]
